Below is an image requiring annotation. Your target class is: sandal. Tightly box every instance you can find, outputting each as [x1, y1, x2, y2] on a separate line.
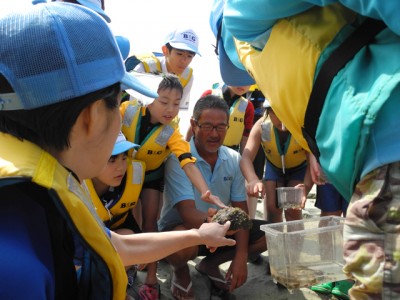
[170, 271, 194, 300]
[138, 283, 160, 300]
[126, 266, 138, 287]
[310, 281, 334, 294]
[331, 280, 353, 300]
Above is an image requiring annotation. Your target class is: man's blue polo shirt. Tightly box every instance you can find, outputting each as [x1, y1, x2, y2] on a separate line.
[158, 138, 246, 231]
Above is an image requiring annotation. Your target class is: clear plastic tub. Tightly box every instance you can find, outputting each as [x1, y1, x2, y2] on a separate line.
[261, 216, 346, 293]
[276, 187, 303, 209]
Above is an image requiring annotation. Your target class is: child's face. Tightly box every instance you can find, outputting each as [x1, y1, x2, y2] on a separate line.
[148, 88, 181, 125]
[229, 85, 251, 96]
[81, 97, 122, 181]
[163, 47, 195, 75]
[269, 109, 287, 131]
[95, 153, 128, 187]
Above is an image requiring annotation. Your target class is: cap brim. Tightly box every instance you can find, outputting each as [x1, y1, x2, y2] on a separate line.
[121, 71, 159, 101]
[115, 35, 130, 60]
[77, 0, 111, 23]
[122, 72, 163, 105]
[218, 39, 255, 86]
[169, 42, 201, 56]
[112, 140, 139, 155]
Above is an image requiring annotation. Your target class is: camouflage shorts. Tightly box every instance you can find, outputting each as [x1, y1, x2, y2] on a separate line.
[343, 162, 400, 299]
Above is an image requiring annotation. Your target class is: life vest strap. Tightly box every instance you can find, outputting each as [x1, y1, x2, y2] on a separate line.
[302, 18, 386, 160]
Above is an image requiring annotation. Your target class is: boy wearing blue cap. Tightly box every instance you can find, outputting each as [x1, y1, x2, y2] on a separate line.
[84, 132, 144, 235]
[0, 2, 235, 299]
[84, 132, 145, 289]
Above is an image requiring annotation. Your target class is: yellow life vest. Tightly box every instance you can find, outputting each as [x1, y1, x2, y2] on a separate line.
[235, 4, 357, 152]
[260, 116, 307, 169]
[120, 100, 175, 172]
[0, 133, 127, 300]
[137, 53, 193, 88]
[212, 83, 248, 147]
[83, 158, 145, 230]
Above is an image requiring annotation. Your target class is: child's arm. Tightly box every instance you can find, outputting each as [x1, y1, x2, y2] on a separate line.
[111, 221, 235, 266]
[182, 162, 227, 208]
[240, 118, 265, 197]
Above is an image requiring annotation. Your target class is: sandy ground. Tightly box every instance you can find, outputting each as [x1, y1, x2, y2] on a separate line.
[127, 190, 344, 300]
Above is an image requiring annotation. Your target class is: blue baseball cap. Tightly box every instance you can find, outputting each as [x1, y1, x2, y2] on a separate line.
[76, 0, 111, 23]
[112, 132, 139, 156]
[115, 36, 131, 60]
[0, 1, 158, 111]
[52, 0, 111, 23]
[209, 0, 255, 86]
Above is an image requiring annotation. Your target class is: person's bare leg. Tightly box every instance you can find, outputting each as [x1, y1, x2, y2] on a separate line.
[140, 188, 162, 287]
[265, 180, 283, 223]
[247, 195, 258, 219]
[196, 235, 267, 290]
[132, 200, 142, 229]
[164, 225, 197, 300]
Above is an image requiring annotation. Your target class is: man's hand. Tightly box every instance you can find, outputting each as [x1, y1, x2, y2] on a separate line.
[201, 190, 227, 208]
[198, 221, 236, 253]
[226, 256, 248, 292]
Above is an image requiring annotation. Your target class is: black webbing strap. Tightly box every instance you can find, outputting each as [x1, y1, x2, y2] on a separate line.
[178, 152, 193, 162]
[214, 22, 223, 55]
[302, 18, 386, 159]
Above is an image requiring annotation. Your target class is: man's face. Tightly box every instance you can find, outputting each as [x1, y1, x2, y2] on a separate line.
[192, 108, 229, 154]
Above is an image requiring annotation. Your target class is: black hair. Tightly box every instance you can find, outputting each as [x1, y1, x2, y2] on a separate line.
[0, 77, 120, 152]
[192, 95, 229, 122]
[157, 74, 183, 97]
[109, 150, 128, 161]
[165, 43, 196, 56]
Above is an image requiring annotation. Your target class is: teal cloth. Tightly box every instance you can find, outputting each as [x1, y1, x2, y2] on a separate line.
[221, 0, 400, 200]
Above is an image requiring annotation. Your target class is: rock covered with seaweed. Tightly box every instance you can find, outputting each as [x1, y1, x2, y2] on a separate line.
[211, 206, 252, 231]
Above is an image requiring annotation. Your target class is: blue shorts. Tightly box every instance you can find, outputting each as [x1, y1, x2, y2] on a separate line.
[315, 183, 348, 215]
[263, 160, 306, 183]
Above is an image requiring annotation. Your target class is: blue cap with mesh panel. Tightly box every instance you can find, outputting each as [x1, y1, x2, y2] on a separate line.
[0, 0, 158, 111]
[52, 0, 111, 23]
[112, 132, 139, 156]
[76, 0, 111, 23]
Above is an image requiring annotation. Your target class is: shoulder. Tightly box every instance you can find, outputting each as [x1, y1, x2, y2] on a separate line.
[220, 146, 241, 162]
